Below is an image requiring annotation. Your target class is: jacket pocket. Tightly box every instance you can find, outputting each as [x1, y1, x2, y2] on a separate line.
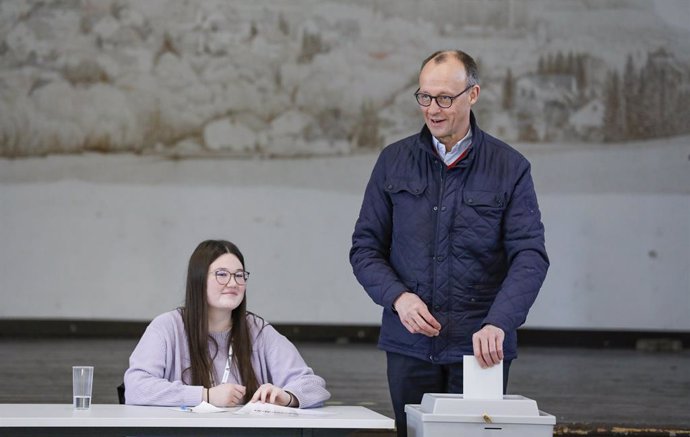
[385, 178, 430, 238]
[385, 178, 427, 199]
[471, 282, 501, 291]
[461, 190, 505, 242]
[455, 283, 500, 312]
[469, 283, 501, 300]
[463, 190, 506, 209]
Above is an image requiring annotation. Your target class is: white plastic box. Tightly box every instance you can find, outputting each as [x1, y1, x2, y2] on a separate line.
[405, 394, 556, 437]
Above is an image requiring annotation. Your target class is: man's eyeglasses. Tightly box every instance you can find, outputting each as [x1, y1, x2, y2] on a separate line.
[414, 84, 474, 108]
[211, 269, 250, 286]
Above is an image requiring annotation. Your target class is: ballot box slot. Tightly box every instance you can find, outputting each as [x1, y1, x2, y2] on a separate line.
[405, 393, 556, 437]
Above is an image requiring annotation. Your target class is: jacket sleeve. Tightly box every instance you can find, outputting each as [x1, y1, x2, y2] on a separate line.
[123, 316, 202, 407]
[256, 325, 330, 408]
[483, 162, 549, 332]
[349, 150, 409, 310]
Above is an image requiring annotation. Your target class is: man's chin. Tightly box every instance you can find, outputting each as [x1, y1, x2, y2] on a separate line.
[427, 127, 446, 139]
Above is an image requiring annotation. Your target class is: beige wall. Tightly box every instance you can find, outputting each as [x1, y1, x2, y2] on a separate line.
[1, 0, 689, 329]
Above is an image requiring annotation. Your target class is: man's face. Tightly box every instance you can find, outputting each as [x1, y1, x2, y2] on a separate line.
[418, 58, 479, 148]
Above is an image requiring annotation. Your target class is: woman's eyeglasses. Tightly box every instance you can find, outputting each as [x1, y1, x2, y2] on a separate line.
[211, 269, 250, 286]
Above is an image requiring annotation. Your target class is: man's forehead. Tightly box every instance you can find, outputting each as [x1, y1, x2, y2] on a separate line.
[420, 60, 468, 83]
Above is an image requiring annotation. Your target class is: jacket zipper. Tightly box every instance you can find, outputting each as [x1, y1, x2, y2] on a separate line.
[429, 160, 446, 361]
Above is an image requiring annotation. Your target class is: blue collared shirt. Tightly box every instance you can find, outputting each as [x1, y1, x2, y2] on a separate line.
[432, 128, 472, 166]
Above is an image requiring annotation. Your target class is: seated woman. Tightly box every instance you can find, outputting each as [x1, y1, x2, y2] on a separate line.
[124, 239, 330, 408]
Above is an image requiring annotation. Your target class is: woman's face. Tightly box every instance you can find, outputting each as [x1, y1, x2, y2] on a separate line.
[206, 253, 246, 313]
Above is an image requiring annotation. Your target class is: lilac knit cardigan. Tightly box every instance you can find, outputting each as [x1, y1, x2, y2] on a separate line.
[124, 310, 330, 408]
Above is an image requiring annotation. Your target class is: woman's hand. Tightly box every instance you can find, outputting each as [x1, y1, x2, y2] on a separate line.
[208, 383, 246, 407]
[250, 383, 294, 407]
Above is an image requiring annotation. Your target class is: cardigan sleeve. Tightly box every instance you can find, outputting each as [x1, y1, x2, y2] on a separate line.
[123, 313, 202, 407]
[254, 324, 330, 408]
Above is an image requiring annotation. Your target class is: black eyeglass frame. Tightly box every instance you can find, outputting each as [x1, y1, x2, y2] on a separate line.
[211, 269, 250, 286]
[414, 84, 475, 108]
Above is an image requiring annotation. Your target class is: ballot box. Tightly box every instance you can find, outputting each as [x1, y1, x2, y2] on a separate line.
[405, 393, 556, 437]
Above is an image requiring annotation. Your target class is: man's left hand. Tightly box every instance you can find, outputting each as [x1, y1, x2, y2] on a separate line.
[472, 324, 505, 368]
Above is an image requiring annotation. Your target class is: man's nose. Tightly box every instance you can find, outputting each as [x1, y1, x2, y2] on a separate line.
[427, 99, 443, 112]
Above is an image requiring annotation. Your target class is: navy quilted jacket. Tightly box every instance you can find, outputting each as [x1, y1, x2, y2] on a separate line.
[350, 112, 549, 363]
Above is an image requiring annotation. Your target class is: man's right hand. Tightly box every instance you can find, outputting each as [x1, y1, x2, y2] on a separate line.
[393, 292, 441, 337]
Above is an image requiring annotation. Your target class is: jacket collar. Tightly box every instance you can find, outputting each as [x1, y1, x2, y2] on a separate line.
[417, 110, 482, 168]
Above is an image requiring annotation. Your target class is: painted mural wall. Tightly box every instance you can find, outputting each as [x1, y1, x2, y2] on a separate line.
[1, 0, 689, 330]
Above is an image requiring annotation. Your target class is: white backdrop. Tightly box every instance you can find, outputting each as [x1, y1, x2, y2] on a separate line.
[1, 137, 689, 331]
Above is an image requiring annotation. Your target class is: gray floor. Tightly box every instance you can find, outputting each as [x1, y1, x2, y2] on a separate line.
[1, 339, 688, 433]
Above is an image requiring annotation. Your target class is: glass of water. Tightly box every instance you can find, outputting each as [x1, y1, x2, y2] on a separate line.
[72, 366, 94, 410]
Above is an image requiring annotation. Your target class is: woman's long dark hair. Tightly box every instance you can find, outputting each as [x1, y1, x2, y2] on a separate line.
[180, 239, 260, 402]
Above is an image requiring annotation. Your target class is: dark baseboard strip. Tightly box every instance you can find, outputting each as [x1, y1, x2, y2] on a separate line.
[0, 319, 148, 338]
[0, 319, 687, 349]
[555, 423, 690, 436]
[517, 328, 687, 350]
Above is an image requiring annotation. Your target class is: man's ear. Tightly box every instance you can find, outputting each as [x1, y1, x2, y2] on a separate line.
[469, 86, 480, 105]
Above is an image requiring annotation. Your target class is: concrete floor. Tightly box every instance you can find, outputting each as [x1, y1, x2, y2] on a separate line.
[1, 339, 688, 435]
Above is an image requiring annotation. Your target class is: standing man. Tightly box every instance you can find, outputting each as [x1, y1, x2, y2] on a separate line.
[349, 50, 549, 436]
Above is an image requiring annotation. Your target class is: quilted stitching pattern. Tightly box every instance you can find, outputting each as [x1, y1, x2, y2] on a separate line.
[351, 116, 549, 364]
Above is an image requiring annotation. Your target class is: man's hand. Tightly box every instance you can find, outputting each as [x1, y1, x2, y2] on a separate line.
[393, 292, 441, 337]
[472, 324, 505, 368]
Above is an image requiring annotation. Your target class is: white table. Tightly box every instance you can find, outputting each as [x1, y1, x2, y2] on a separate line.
[0, 403, 395, 436]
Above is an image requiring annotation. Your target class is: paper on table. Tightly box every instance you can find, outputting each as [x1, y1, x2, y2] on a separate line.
[235, 402, 332, 416]
[462, 355, 503, 400]
[179, 401, 229, 413]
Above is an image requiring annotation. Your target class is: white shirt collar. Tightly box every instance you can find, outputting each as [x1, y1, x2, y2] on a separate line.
[432, 127, 473, 166]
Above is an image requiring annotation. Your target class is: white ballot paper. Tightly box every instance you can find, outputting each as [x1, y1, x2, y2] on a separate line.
[179, 401, 229, 413]
[463, 355, 503, 400]
[235, 402, 332, 416]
